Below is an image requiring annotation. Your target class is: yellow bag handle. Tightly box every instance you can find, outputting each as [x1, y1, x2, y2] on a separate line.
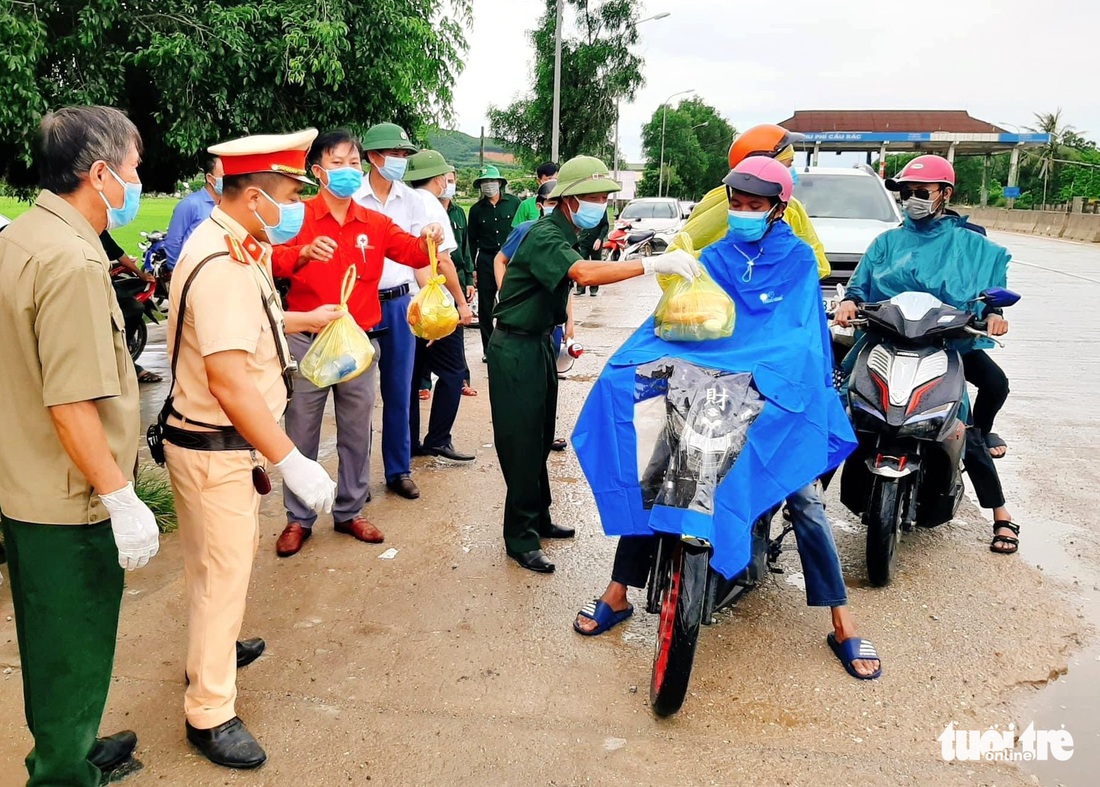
[426, 237, 446, 286]
[339, 264, 357, 307]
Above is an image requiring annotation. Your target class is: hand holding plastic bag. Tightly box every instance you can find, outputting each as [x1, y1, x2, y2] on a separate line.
[408, 237, 459, 340]
[653, 233, 736, 342]
[298, 266, 376, 388]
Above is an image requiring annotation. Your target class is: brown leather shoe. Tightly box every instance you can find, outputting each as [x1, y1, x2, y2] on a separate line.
[334, 515, 385, 543]
[276, 523, 311, 557]
[385, 475, 420, 500]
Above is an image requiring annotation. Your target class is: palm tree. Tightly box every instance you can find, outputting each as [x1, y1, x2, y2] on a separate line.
[1028, 109, 1077, 206]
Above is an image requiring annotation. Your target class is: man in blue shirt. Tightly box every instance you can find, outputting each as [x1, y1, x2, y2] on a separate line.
[164, 153, 222, 270]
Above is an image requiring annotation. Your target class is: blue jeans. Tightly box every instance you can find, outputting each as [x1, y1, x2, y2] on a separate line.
[378, 293, 415, 482]
[610, 485, 847, 608]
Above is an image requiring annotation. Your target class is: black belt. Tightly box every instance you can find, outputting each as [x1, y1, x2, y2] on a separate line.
[379, 284, 410, 301]
[495, 324, 553, 338]
[163, 423, 253, 452]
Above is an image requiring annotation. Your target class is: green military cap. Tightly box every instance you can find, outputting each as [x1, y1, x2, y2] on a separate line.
[472, 164, 507, 187]
[362, 122, 419, 153]
[403, 149, 454, 182]
[549, 155, 621, 199]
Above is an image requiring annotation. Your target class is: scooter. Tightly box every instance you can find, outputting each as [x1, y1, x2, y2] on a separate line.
[839, 288, 1020, 586]
[604, 221, 630, 261]
[139, 230, 171, 310]
[635, 360, 791, 717]
[110, 264, 160, 361]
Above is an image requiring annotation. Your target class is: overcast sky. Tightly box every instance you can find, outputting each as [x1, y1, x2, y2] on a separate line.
[450, 0, 1100, 165]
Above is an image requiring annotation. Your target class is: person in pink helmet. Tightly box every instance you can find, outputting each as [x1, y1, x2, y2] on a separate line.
[573, 157, 882, 681]
[835, 154, 1018, 555]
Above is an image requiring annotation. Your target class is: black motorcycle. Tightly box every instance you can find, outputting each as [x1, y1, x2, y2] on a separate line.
[839, 288, 1020, 586]
[110, 264, 160, 361]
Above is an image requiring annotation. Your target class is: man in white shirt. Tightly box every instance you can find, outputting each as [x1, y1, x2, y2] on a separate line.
[353, 124, 471, 499]
[404, 150, 476, 463]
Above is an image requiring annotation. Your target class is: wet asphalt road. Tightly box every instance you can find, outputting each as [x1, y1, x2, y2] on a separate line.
[0, 229, 1097, 786]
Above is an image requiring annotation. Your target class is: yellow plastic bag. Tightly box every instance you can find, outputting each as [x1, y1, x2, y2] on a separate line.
[653, 232, 736, 342]
[298, 266, 376, 388]
[407, 238, 459, 340]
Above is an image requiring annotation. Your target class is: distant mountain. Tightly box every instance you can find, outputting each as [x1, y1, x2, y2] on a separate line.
[426, 128, 517, 169]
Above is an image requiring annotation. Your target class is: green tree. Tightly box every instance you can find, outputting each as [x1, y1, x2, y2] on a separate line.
[0, 0, 471, 191]
[636, 97, 735, 201]
[488, 0, 644, 168]
[1027, 108, 1078, 206]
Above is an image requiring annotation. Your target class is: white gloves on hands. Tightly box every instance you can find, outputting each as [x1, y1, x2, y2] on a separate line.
[276, 448, 336, 514]
[99, 482, 160, 571]
[643, 249, 701, 280]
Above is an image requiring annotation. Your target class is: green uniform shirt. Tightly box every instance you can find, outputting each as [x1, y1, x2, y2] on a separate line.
[577, 209, 610, 260]
[468, 193, 522, 264]
[445, 200, 474, 288]
[512, 195, 540, 228]
[493, 209, 580, 333]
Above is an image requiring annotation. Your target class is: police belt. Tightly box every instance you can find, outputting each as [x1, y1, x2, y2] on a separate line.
[162, 422, 253, 452]
[378, 284, 410, 301]
[495, 323, 553, 338]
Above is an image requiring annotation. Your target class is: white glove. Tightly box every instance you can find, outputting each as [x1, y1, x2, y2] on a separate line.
[276, 448, 336, 514]
[99, 483, 160, 571]
[643, 249, 701, 280]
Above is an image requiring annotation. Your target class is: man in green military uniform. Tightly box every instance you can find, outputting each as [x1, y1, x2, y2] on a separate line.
[487, 155, 701, 573]
[468, 164, 521, 357]
[575, 206, 609, 296]
[512, 161, 559, 227]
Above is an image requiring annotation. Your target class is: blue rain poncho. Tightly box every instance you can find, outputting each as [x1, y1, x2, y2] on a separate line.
[573, 221, 856, 578]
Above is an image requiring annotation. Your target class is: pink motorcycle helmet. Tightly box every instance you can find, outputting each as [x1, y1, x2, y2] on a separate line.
[885, 155, 956, 191]
[722, 156, 794, 203]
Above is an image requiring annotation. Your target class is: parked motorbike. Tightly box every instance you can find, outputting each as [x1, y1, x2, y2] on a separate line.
[110, 264, 160, 361]
[634, 360, 791, 717]
[604, 220, 668, 260]
[139, 230, 171, 310]
[603, 221, 630, 261]
[839, 288, 1020, 586]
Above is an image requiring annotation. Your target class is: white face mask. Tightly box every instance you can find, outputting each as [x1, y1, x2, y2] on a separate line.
[443, 182, 457, 200]
[481, 182, 500, 198]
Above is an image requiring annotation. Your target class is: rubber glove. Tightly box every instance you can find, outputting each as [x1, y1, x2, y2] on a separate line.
[99, 482, 161, 571]
[644, 249, 701, 280]
[276, 448, 336, 513]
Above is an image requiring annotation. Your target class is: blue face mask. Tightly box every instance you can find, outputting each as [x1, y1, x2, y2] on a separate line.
[378, 155, 408, 182]
[100, 167, 142, 230]
[323, 166, 364, 199]
[788, 166, 799, 186]
[571, 198, 605, 230]
[256, 190, 306, 245]
[542, 204, 556, 217]
[727, 209, 772, 243]
[210, 176, 223, 196]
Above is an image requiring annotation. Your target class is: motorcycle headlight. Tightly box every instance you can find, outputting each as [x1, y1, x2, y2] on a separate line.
[898, 403, 956, 439]
[849, 393, 885, 432]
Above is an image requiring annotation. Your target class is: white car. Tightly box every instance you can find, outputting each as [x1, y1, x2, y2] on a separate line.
[792, 165, 902, 288]
[614, 197, 685, 255]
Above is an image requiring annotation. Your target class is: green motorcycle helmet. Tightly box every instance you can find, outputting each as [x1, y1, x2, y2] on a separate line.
[549, 156, 621, 199]
[403, 149, 454, 182]
[361, 122, 419, 153]
[472, 164, 508, 188]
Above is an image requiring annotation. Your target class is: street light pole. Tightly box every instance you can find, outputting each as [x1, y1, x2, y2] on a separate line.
[551, 0, 563, 162]
[658, 88, 693, 198]
[613, 12, 668, 185]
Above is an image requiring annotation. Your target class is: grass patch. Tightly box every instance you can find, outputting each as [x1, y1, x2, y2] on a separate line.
[135, 464, 178, 534]
[0, 196, 180, 256]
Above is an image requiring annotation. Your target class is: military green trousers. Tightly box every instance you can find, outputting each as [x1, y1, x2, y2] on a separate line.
[2, 515, 124, 787]
[487, 330, 557, 553]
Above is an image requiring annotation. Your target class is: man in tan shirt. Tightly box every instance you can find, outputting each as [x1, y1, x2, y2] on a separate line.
[160, 129, 344, 769]
[0, 106, 159, 786]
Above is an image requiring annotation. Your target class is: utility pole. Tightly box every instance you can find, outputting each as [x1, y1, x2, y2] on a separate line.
[657, 89, 693, 198]
[479, 126, 485, 166]
[551, 0, 563, 162]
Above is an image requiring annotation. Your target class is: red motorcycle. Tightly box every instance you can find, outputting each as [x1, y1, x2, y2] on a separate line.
[604, 220, 657, 261]
[110, 264, 159, 360]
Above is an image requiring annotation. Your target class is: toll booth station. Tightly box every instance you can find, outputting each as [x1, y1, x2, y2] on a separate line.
[777, 110, 1050, 207]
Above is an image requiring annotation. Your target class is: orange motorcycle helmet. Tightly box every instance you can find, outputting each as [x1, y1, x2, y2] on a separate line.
[727, 124, 806, 169]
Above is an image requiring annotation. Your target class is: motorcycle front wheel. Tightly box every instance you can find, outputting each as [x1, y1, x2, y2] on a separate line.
[126, 320, 147, 362]
[649, 540, 709, 717]
[864, 477, 906, 587]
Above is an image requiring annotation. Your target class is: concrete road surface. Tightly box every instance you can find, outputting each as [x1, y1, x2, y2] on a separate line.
[0, 229, 1096, 786]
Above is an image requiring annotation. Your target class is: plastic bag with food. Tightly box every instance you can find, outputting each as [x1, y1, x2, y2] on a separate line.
[407, 237, 459, 340]
[298, 266, 376, 388]
[653, 232, 736, 342]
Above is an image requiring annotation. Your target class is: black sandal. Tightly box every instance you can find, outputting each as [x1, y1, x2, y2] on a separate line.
[990, 520, 1019, 554]
[986, 432, 1008, 459]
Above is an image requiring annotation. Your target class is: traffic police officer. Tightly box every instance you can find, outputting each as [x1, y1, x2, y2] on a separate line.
[488, 156, 700, 573]
[162, 128, 341, 768]
[468, 164, 521, 356]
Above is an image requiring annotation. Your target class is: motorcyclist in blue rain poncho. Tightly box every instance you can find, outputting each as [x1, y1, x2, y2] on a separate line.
[572, 158, 882, 680]
[835, 154, 1018, 556]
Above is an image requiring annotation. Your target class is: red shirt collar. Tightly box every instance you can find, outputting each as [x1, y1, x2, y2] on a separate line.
[307, 192, 374, 224]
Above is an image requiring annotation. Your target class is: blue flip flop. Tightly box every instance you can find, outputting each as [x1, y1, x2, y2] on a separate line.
[573, 599, 634, 636]
[827, 632, 882, 680]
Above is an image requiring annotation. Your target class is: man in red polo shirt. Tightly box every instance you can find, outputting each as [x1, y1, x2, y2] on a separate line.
[271, 129, 442, 558]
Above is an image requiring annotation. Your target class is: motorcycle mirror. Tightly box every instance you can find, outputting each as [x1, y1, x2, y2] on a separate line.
[977, 287, 1021, 309]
